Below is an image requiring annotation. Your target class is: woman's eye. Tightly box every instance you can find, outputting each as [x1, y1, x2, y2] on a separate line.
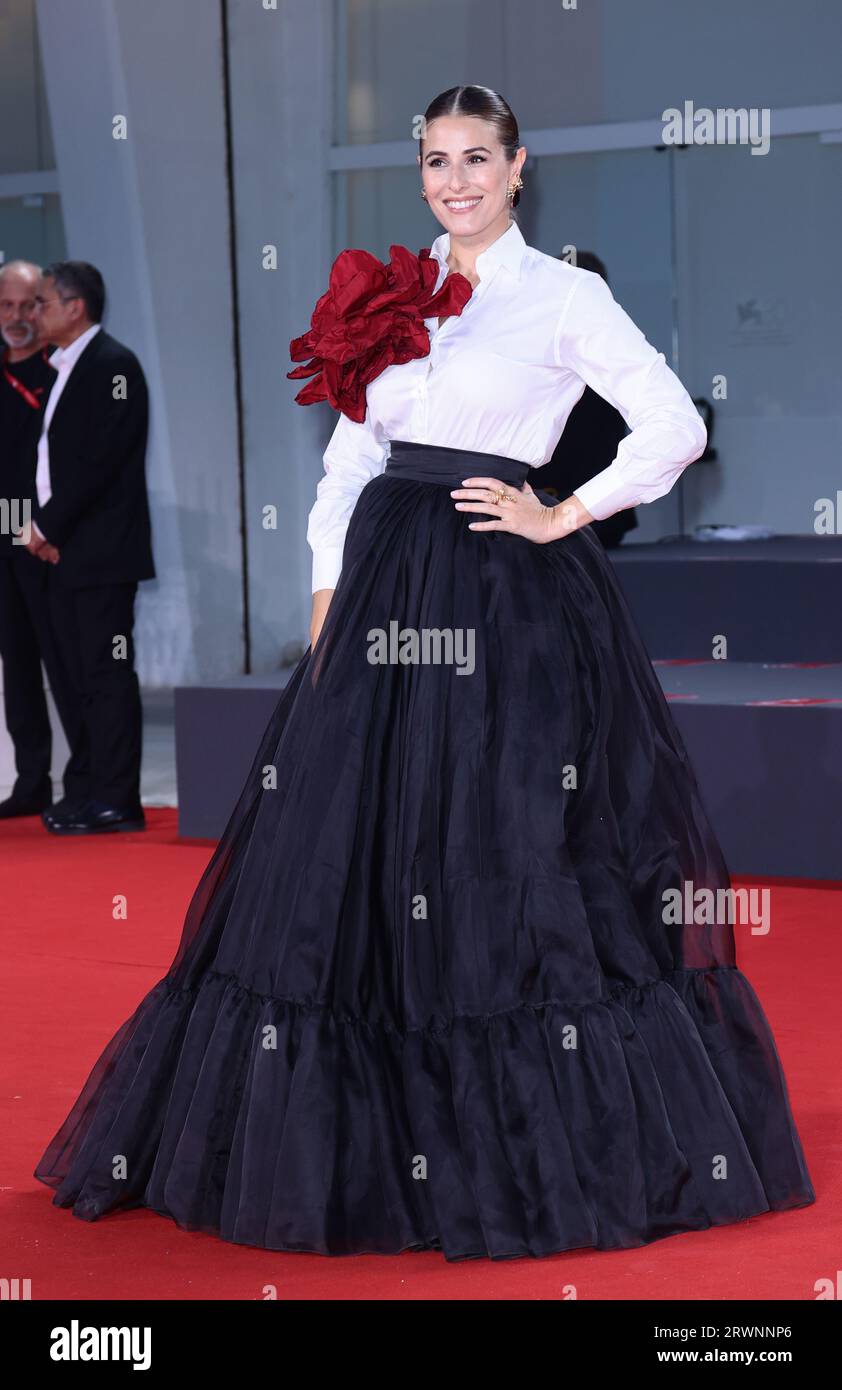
[428, 155, 486, 167]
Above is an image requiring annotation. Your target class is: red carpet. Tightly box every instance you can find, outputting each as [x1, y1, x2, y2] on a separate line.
[2, 808, 836, 1300]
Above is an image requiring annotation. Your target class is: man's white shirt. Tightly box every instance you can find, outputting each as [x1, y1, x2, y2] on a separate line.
[32, 321, 102, 541]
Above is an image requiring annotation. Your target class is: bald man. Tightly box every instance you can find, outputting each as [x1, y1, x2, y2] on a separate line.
[0, 260, 85, 817]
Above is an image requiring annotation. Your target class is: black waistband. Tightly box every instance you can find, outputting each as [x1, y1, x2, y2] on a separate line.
[384, 440, 530, 489]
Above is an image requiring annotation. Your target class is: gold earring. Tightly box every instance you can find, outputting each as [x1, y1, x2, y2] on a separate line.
[507, 174, 524, 202]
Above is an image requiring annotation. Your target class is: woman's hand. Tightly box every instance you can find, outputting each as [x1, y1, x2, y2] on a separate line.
[451, 476, 594, 544]
[310, 588, 334, 648]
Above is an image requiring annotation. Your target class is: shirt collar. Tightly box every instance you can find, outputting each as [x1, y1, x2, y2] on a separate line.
[429, 218, 526, 284]
[49, 321, 102, 371]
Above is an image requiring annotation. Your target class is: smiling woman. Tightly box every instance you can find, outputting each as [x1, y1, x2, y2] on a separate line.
[419, 85, 524, 214]
[34, 85, 815, 1263]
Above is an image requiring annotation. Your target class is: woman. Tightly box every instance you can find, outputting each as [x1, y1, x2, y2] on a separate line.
[35, 86, 815, 1260]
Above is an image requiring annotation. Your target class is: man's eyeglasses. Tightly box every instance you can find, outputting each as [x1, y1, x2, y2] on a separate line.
[33, 293, 81, 308]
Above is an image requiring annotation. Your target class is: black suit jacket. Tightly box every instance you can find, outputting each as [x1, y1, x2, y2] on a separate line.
[33, 328, 155, 587]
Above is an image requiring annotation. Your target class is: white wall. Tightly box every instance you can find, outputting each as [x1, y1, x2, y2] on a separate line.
[34, 0, 244, 685]
[225, 0, 334, 670]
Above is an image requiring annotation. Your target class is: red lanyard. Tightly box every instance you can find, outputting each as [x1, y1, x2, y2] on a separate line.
[1, 347, 52, 410]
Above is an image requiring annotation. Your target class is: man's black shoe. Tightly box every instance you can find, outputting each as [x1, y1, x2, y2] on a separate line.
[41, 797, 89, 830]
[44, 800, 147, 835]
[0, 791, 53, 819]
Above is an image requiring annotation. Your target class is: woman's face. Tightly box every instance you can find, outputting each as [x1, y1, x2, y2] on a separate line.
[417, 114, 525, 238]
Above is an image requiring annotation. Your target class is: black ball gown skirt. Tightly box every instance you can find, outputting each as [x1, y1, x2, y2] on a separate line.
[34, 440, 816, 1259]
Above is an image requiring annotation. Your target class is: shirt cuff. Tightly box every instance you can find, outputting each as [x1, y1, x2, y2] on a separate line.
[311, 546, 344, 593]
[572, 467, 647, 522]
[30, 520, 48, 543]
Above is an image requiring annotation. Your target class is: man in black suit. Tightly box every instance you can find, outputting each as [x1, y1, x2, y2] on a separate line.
[0, 259, 88, 818]
[25, 260, 155, 833]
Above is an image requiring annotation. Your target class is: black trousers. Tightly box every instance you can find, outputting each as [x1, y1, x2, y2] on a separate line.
[44, 572, 143, 809]
[0, 550, 86, 802]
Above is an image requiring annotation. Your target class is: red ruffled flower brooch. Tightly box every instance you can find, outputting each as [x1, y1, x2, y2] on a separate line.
[287, 245, 473, 423]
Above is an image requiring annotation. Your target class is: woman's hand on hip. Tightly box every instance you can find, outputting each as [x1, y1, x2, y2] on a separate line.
[451, 477, 594, 544]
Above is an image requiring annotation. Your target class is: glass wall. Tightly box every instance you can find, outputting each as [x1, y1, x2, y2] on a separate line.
[675, 134, 842, 534]
[334, 0, 607, 145]
[335, 0, 842, 144]
[0, 0, 56, 172]
[0, 0, 65, 267]
[0, 191, 65, 268]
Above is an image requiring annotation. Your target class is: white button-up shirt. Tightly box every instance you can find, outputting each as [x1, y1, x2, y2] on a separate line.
[33, 321, 102, 527]
[306, 219, 705, 592]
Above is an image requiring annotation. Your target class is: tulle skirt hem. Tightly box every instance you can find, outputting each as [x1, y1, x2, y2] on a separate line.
[34, 960, 815, 1261]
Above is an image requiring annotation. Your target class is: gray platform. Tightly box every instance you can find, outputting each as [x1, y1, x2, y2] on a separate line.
[653, 660, 842, 880]
[174, 672, 292, 839]
[610, 534, 842, 661]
